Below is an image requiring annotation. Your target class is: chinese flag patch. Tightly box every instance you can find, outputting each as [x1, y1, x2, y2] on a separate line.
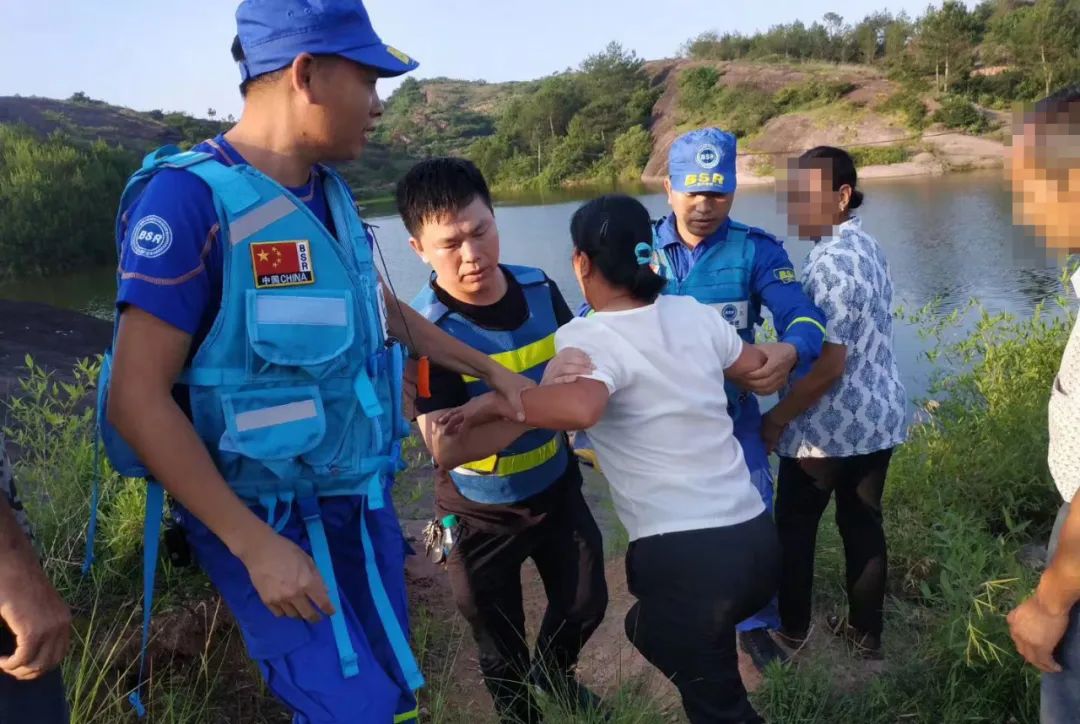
[251, 241, 315, 289]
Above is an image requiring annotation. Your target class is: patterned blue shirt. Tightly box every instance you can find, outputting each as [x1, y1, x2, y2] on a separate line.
[778, 216, 907, 457]
[0, 434, 31, 539]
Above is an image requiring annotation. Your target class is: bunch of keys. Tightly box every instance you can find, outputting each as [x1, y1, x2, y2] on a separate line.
[422, 514, 459, 565]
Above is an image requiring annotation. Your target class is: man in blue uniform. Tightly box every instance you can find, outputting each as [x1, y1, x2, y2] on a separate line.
[97, 2, 531, 721]
[571, 129, 826, 669]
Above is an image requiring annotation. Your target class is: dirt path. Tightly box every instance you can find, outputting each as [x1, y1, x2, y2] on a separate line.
[402, 467, 764, 723]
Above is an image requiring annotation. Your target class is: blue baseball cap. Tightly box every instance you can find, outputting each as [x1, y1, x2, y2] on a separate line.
[668, 128, 738, 194]
[235, 0, 419, 82]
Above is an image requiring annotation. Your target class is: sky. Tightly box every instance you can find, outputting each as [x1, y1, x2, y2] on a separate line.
[0, 1, 962, 119]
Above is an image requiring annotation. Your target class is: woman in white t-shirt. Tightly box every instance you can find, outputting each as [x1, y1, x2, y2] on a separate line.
[437, 194, 780, 724]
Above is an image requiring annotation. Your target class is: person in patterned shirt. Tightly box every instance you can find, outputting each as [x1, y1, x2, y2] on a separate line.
[1006, 85, 1080, 723]
[0, 433, 71, 722]
[763, 146, 906, 660]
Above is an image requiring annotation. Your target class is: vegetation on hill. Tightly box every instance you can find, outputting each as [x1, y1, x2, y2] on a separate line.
[2, 1, 1078, 278]
[0, 124, 136, 278]
[682, 0, 1080, 104]
[462, 42, 661, 190]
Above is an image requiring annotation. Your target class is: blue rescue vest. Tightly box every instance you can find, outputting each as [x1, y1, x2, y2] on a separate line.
[651, 219, 756, 420]
[652, 218, 756, 334]
[91, 146, 422, 714]
[411, 265, 568, 505]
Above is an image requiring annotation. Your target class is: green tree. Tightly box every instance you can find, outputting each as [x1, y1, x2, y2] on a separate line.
[612, 125, 653, 178]
[579, 42, 647, 100]
[919, 1, 980, 93]
[853, 11, 893, 64]
[823, 12, 848, 61]
[0, 125, 135, 278]
[678, 67, 721, 110]
[992, 0, 1080, 97]
[884, 11, 914, 64]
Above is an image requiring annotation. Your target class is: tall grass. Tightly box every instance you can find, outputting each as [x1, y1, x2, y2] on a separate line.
[4, 288, 1073, 722]
[755, 296, 1072, 722]
[4, 355, 284, 723]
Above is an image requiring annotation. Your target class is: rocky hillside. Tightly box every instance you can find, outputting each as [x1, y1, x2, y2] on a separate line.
[376, 58, 1007, 188]
[0, 94, 415, 199]
[640, 59, 1007, 183]
[1, 56, 1008, 202]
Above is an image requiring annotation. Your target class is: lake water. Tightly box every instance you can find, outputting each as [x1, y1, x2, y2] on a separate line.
[0, 171, 1067, 401]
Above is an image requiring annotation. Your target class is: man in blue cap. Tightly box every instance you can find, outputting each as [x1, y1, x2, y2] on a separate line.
[97, 2, 532, 721]
[660, 128, 825, 668]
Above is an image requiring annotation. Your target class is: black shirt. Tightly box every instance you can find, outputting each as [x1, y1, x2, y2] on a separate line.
[414, 266, 582, 533]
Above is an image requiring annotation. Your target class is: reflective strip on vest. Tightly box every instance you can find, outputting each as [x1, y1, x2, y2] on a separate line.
[234, 399, 318, 433]
[394, 707, 420, 723]
[461, 333, 556, 383]
[457, 435, 562, 476]
[229, 195, 298, 245]
[255, 295, 349, 327]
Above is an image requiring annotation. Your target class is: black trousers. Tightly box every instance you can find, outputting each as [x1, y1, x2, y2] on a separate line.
[624, 513, 779, 724]
[775, 449, 895, 638]
[0, 624, 68, 724]
[446, 485, 608, 723]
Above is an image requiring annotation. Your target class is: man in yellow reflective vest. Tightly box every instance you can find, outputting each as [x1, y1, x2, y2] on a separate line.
[402, 158, 609, 723]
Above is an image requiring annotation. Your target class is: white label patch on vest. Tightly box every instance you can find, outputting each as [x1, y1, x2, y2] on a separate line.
[251, 241, 315, 289]
[711, 301, 750, 329]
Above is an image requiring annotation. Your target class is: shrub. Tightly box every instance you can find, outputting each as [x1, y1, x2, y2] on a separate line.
[849, 143, 912, 166]
[774, 79, 857, 112]
[677, 66, 721, 109]
[931, 95, 990, 134]
[611, 125, 653, 179]
[880, 89, 929, 130]
[0, 125, 137, 279]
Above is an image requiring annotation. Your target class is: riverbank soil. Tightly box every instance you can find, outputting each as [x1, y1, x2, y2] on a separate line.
[0, 300, 110, 403]
[402, 465, 765, 723]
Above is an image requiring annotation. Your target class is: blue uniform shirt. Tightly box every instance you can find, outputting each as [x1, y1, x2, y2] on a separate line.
[654, 214, 825, 367]
[116, 135, 338, 348]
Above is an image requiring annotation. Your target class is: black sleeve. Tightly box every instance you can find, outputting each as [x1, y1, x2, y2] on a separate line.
[414, 362, 469, 416]
[547, 278, 574, 327]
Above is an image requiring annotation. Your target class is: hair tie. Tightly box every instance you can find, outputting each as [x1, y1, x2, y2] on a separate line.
[634, 242, 652, 266]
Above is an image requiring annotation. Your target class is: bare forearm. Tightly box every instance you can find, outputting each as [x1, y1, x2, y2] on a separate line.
[434, 421, 530, 470]
[108, 393, 268, 559]
[519, 384, 603, 431]
[1037, 503, 1080, 615]
[385, 290, 497, 381]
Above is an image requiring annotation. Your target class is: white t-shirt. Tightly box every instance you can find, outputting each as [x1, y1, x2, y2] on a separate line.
[555, 294, 765, 541]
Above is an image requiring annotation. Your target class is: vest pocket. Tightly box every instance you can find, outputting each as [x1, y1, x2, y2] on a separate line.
[299, 379, 370, 478]
[245, 290, 356, 378]
[219, 386, 327, 480]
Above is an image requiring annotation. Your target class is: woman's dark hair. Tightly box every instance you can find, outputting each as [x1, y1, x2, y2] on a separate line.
[570, 195, 666, 303]
[395, 157, 494, 237]
[798, 146, 864, 210]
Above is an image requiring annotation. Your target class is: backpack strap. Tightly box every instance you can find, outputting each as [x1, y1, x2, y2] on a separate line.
[127, 481, 165, 718]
